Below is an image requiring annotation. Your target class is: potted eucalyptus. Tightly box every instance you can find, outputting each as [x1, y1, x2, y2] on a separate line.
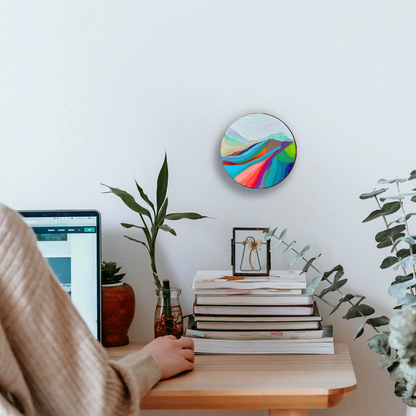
[101, 261, 135, 347]
[262, 169, 416, 414]
[102, 153, 209, 339]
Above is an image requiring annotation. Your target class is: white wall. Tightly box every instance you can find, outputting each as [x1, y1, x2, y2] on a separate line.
[1, 1, 415, 415]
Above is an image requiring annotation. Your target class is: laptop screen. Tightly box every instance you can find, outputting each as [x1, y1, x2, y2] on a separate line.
[20, 211, 101, 341]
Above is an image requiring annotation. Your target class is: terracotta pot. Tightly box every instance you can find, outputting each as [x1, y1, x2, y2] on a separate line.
[102, 283, 135, 347]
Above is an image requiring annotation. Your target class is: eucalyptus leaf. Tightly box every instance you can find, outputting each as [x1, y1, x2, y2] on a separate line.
[394, 255, 416, 271]
[289, 244, 311, 267]
[395, 381, 407, 398]
[265, 227, 278, 241]
[318, 278, 347, 298]
[366, 332, 390, 355]
[389, 361, 405, 382]
[375, 225, 406, 242]
[359, 188, 388, 199]
[323, 264, 344, 280]
[388, 279, 416, 300]
[381, 256, 399, 269]
[164, 212, 209, 221]
[328, 294, 356, 316]
[391, 236, 416, 253]
[381, 193, 416, 202]
[271, 228, 287, 250]
[367, 316, 390, 327]
[306, 272, 325, 295]
[388, 213, 416, 227]
[378, 178, 409, 184]
[101, 184, 152, 218]
[403, 397, 416, 407]
[379, 349, 398, 371]
[354, 319, 367, 340]
[378, 235, 405, 249]
[158, 224, 177, 236]
[391, 274, 414, 286]
[134, 179, 155, 213]
[300, 254, 321, 275]
[343, 303, 375, 320]
[283, 240, 296, 254]
[156, 153, 169, 212]
[396, 248, 411, 258]
[412, 196, 416, 203]
[363, 202, 401, 222]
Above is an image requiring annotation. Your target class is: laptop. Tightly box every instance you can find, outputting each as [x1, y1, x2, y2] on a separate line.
[20, 210, 102, 342]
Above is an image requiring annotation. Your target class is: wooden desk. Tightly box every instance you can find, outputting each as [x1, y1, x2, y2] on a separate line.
[106, 341, 356, 416]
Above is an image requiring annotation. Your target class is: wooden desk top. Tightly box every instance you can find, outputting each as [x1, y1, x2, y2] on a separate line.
[106, 341, 356, 411]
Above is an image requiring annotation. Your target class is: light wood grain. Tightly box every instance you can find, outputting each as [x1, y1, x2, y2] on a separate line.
[106, 341, 356, 410]
[269, 410, 308, 416]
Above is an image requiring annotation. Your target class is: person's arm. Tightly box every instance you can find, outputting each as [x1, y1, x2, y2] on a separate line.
[0, 204, 194, 416]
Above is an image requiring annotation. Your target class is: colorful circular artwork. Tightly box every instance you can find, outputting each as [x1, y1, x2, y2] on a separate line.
[221, 113, 297, 189]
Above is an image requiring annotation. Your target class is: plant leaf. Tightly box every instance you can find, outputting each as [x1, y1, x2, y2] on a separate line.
[377, 233, 405, 249]
[343, 303, 375, 320]
[375, 225, 406, 242]
[380, 256, 399, 269]
[394, 381, 408, 397]
[283, 240, 296, 254]
[378, 178, 409, 184]
[157, 198, 169, 226]
[318, 279, 347, 298]
[289, 245, 311, 267]
[412, 195, 416, 203]
[121, 223, 146, 230]
[165, 212, 209, 221]
[306, 272, 325, 295]
[391, 273, 414, 286]
[134, 179, 155, 213]
[328, 293, 356, 316]
[271, 228, 287, 250]
[156, 153, 169, 212]
[391, 236, 416, 252]
[359, 188, 388, 199]
[379, 349, 398, 371]
[158, 224, 177, 236]
[365, 332, 390, 355]
[265, 227, 278, 241]
[101, 184, 152, 218]
[322, 264, 344, 281]
[123, 235, 150, 252]
[354, 319, 367, 340]
[394, 254, 416, 271]
[381, 193, 416, 202]
[367, 316, 390, 327]
[388, 213, 416, 227]
[300, 254, 321, 275]
[388, 278, 416, 301]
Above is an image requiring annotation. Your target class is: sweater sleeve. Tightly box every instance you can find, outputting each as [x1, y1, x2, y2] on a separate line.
[0, 204, 161, 416]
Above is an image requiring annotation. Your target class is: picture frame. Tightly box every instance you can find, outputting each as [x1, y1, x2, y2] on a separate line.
[231, 227, 271, 276]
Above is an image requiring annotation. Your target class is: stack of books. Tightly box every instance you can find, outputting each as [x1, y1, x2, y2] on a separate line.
[185, 270, 334, 354]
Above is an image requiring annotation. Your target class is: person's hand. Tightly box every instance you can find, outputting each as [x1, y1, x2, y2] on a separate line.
[140, 336, 195, 380]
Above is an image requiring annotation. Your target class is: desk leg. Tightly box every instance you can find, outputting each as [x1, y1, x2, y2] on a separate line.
[269, 410, 308, 416]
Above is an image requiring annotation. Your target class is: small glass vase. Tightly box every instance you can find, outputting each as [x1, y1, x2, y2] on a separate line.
[154, 287, 184, 339]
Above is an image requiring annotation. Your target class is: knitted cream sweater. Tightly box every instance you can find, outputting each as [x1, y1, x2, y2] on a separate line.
[0, 204, 161, 415]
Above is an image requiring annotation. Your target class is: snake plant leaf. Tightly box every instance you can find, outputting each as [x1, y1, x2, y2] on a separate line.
[394, 381, 407, 397]
[367, 316, 390, 327]
[288, 245, 311, 267]
[156, 198, 169, 226]
[381, 193, 416, 202]
[343, 303, 375, 320]
[306, 272, 324, 295]
[134, 179, 155, 213]
[378, 178, 410, 184]
[318, 279, 348, 299]
[391, 236, 416, 253]
[101, 184, 152, 218]
[283, 240, 296, 254]
[375, 225, 406, 242]
[365, 332, 390, 355]
[391, 273, 414, 286]
[354, 319, 367, 340]
[379, 349, 398, 371]
[300, 253, 322, 275]
[381, 256, 399, 269]
[388, 279, 416, 300]
[271, 228, 287, 250]
[359, 188, 388, 199]
[164, 212, 209, 221]
[264, 227, 278, 240]
[158, 224, 177, 236]
[156, 153, 169, 212]
[123, 235, 150, 252]
[393, 254, 416, 271]
[388, 213, 416, 227]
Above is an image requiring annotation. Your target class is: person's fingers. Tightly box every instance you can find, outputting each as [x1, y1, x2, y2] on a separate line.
[162, 335, 177, 340]
[177, 337, 194, 350]
[182, 348, 195, 363]
[182, 358, 194, 371]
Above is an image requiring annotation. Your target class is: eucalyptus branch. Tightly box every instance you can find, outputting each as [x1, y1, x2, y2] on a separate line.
[274, 237, 381, 334]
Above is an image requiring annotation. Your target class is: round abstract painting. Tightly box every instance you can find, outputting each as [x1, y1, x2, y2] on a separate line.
[221, 113, 297, 189]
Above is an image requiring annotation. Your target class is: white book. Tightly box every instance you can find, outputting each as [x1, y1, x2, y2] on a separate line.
[194, 270, 306, 290]
[192, 287, 303, 295]
[185, 327, 324, 340]
[195, 294, 313, 306]
[195, 320, 321, 331]
[194, 304, 314, 316]
[187, 326, 334, 355]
